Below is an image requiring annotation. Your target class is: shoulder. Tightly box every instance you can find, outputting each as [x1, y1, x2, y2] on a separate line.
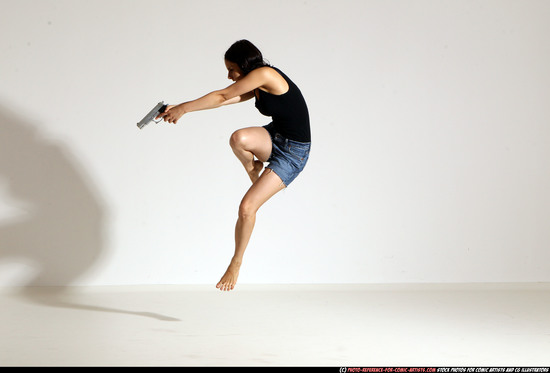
[239, 66, 288, 96]
[249, 65, 287, 78]
[255, 66, 288, 88]
[248, 66, 277, 78]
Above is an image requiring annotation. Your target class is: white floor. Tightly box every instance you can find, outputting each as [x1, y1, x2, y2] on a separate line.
[1, 283, 549, 367]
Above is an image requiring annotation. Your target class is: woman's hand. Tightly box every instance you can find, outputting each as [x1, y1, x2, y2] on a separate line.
[157, 104, 186, 124]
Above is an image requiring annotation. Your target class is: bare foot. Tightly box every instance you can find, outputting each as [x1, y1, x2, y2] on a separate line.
[216, 258, 242, 291]
[247, 160, 264, 183]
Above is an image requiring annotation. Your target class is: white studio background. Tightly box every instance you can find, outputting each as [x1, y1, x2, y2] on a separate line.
[0, 0, 549, 287]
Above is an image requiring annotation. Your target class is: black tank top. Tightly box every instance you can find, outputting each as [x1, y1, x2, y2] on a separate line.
[254, 67, 311, 142]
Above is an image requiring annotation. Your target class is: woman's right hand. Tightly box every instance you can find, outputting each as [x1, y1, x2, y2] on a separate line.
[156, 104, 185, 124]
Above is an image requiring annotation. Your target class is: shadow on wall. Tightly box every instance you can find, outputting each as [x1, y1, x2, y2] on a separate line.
[0, 104, 104, 287]
[0, 104, 179, 321]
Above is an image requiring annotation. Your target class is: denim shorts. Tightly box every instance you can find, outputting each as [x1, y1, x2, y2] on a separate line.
[263, 123, 311, 187]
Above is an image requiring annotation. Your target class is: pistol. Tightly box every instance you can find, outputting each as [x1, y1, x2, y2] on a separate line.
[137, 101, 168, 129]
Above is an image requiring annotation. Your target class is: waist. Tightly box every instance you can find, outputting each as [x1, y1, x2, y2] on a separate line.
[272, 132, 311, 148]
[264, 121, 311, 143]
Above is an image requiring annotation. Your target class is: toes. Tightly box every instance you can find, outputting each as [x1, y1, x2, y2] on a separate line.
[217, 280, 234, 291]
[217, 280, 229, 291]
[216, 272, 237, 291]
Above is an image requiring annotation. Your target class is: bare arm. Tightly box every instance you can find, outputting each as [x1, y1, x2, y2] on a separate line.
[158, 68, 269, 124]
[220, 91, 255, 106]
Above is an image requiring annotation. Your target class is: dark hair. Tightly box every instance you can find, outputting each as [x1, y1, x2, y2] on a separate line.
[224, 40, 269, 75]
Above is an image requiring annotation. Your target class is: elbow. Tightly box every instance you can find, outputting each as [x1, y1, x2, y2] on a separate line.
[219, 92, 232, 105]
[219, 93, 229, 103]
[218, 92, 238, 107]
[211, 89, 226, 101]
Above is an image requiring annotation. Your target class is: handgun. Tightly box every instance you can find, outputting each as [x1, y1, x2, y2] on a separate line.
[137, 101, 168, 129]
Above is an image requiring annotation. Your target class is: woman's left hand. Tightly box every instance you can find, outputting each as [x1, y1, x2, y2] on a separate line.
[157, 104, 186, 124]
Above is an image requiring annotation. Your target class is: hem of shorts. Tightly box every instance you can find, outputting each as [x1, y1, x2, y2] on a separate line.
[265, 167, 288, 188]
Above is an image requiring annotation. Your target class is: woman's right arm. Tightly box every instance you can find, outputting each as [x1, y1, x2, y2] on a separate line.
[220, 91, 255, 106]
[158, 67, 269, 123]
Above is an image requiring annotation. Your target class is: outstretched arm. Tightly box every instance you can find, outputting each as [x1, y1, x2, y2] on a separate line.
[158, 68, 269, 124]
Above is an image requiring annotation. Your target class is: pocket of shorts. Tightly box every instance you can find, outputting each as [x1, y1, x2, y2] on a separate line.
[287, 144, 310, 163]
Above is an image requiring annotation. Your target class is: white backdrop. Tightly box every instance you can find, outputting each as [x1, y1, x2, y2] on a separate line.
[1, 0, 549, 286]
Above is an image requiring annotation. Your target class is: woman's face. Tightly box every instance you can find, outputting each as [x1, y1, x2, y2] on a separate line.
[225, 60, 244, 82]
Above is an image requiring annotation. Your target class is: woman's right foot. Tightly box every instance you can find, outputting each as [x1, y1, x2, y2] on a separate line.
[247, 160, 264, 183]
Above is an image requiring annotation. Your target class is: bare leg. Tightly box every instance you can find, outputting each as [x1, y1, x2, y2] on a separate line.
[230, 127, 272, 183]
[216, 168, 285, 291]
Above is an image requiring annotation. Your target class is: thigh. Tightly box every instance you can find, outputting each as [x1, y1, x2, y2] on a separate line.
[231, 127, 272, 163]
[240, 168, 285, 213]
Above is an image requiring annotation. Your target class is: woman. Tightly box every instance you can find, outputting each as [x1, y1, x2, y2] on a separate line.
[158, 40, 311, 291]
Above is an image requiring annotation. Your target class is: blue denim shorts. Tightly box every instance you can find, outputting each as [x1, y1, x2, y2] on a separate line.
[263, 123, 311, 187]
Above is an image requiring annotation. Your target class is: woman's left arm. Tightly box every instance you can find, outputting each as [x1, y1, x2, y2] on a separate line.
[158, 68, 269, 124]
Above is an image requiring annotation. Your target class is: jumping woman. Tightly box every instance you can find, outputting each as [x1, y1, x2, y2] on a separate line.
[157, 40, 311, 291]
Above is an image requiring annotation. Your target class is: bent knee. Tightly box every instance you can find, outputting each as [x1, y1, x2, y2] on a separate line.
[230, 129, 248, 149]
